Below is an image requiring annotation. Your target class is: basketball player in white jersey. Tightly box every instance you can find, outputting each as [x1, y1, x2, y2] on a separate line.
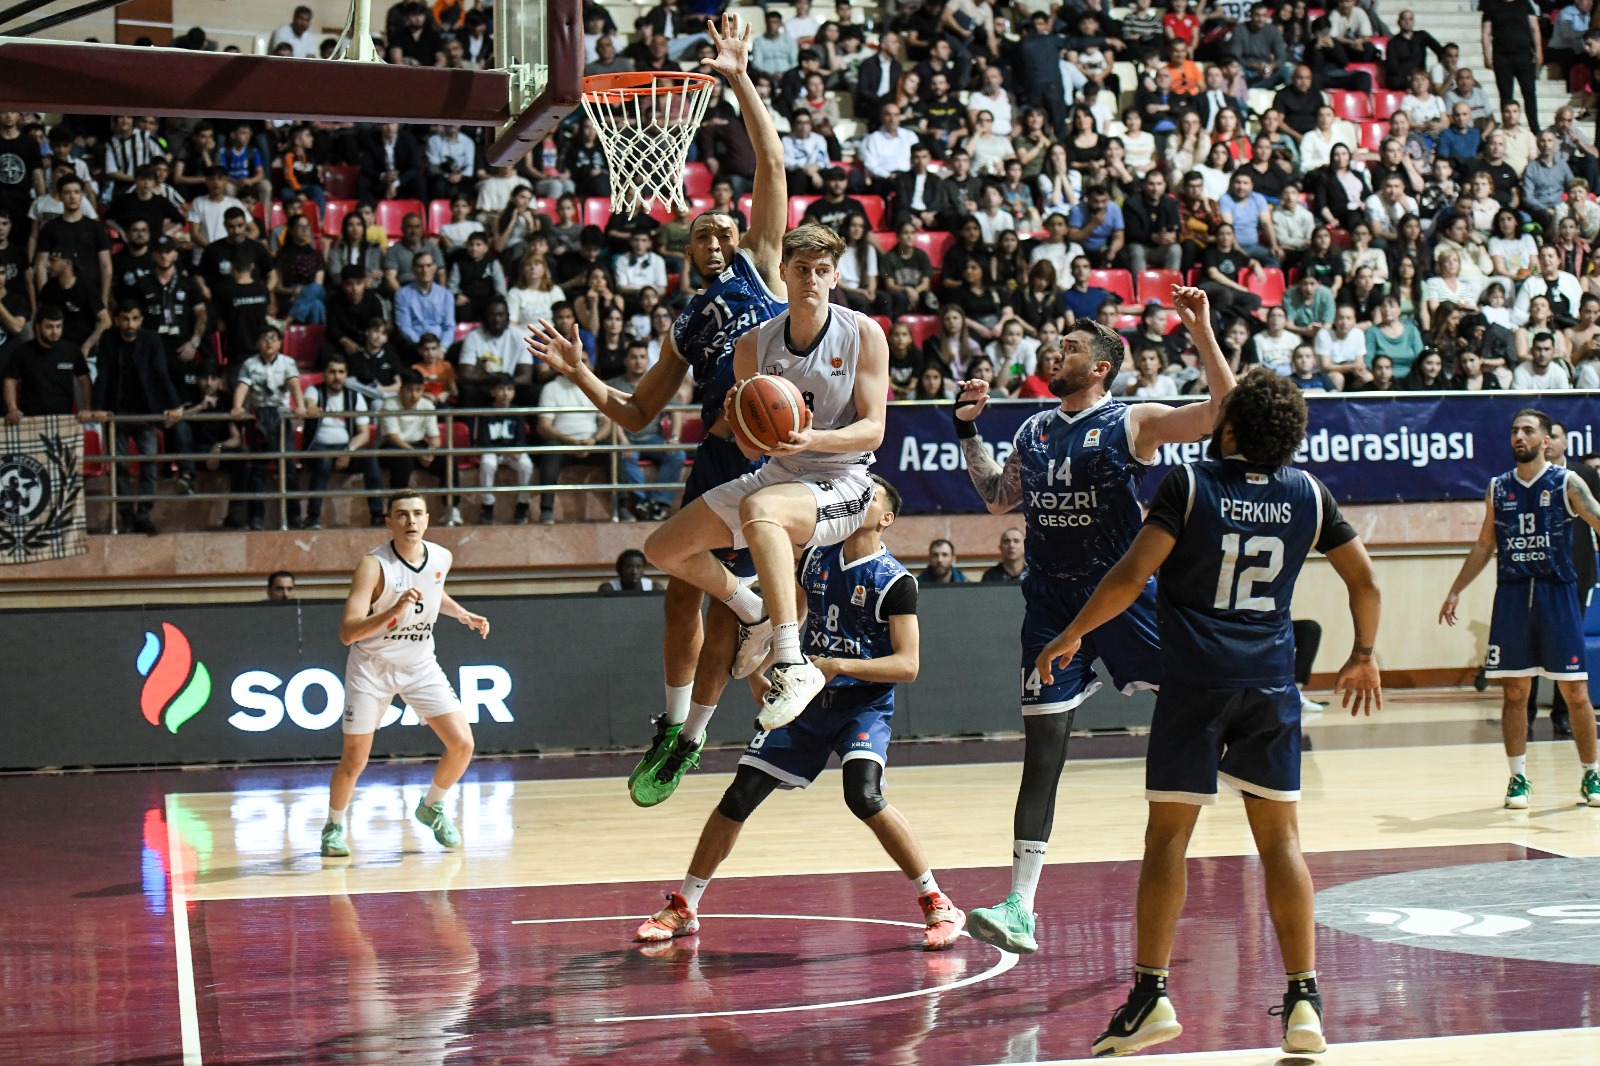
[645, 222, 890, 731]
[320, 491, 491, 858]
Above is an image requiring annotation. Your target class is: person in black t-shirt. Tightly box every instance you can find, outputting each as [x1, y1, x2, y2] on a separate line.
[3, 307, 92, 422]
[213, 256, 272, 364]
[1198, 223, 1265, 317]
[802, 168, 870, 233]
[92, 302, 184, 533]
[107, 165, 184, 244]
[168, 362, 240, 491]
[1481, 0, 1544, 130]
[324, 267, 385, 361]
[0, 111, 42, 244]
[33, 175, 111, 307]
[0, 209, 28, 351]
[37, 252, 109, 359]
[133, 235, 207, 401]
[472, 372, 533, 524]
[198, 207, 276, 297]
[347, 318, 404, 394]
[112, 219, 157, 302]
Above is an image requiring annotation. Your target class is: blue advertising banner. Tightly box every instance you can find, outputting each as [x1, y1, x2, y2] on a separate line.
[883, 393, 1600, 511]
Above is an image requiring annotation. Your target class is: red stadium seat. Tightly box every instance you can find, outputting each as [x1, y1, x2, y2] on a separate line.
[1136, 269, 1183, 307]
[1328, 90, 1370, 121]
[737, 193, 755, 220]
[253, 199, 287, 231]
[322, 199, 356, 238]
[376, 199, 424, 238]
[1573, 66, 1594, 93]
[1368, 36, 1388, 58]
[283, 324, 325, 368]
[857, 195, 886, 229]
[1113, 313, 1141, 330]
[454, 321, 478, 343]
[83, 427, 105, 477]
[582, 197, 611, 227]
[871, 230, 896, 250]
[871, 315, 892, 336]
[427, 199, 452, 234]
[900, 314, 940, 347]
[1373, 91, 1406, 120]
[1328, 226, 1353, 249]
[1089, 268, 1135, 303]
[785, 196, 819, 228]
[912, 230, 956, 268]
[1246, 267, 1286, 307]
[298, 372, 323, 392]
[1358, 120, 1388, 153]
[689, 194, 713, 214]
[643, 199, 678, 224]
[452, 420, 477, 471]
[1348, 63, 1381, 90]
[320, 164, 358, 200]
[1186, 266, 1202, 285]
[684, 163, 713, 198]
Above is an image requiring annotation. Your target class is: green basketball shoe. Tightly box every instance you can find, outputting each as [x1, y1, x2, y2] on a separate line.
[966, 892, 1038, 954]
[414, 800, 461, 848]
[1505, 773, 1532, 809]
[628, 715, 683, 798]
[1581, 769, 1600, 807]
[320, 822, 349, 858]
[632, 734, 704, 808]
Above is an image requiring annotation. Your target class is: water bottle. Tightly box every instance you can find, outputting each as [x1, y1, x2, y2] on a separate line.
[542, 142, 558, 173]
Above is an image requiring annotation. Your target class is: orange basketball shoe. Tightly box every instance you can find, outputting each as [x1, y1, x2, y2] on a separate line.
[920, 891, 966, 950]
[635, 892, 701, 942]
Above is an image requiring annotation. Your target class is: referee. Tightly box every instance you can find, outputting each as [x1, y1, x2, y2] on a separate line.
[1481, 0, 1545, 131]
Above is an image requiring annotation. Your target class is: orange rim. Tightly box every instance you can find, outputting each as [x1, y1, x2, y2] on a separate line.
[583, 71, 719, 103]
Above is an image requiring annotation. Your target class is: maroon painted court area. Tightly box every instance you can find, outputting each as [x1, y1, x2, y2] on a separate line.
[3, 762, 1597, 1065]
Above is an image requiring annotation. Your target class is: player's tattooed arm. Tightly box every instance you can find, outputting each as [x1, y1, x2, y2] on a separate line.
[1566, 470, 1600, 534]
[963, 440, 1024, 514]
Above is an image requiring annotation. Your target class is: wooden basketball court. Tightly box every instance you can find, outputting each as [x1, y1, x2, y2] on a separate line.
[9, 689, 1600, 1064]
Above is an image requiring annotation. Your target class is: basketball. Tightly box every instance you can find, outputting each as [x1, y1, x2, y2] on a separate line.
[731, 374, 808, 452]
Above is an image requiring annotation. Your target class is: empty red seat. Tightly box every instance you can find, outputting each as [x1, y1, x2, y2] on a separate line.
[583, 197, 612, 227]
[454, 321, 478, 343]
[283, 324, 325, 367]
[452, 420, 477, 470]
[912, 230, 956, 269]
[1328, 90, 1370, 122]
[856, 196, 886, 229]
[322, 199, 356, 238]
[785, 196, 819, 228]
[427, 199, 452, 235]
[1246, 267, 1286, 307]
[376, 199, 425, 239]
[684, 163, 712, 198]
[900, 314, 940, 347]
[689, 194, 714, 214]
[1358, 120, 1388, 153]
[1136, 269, 1183, 307]
[1089, 268, 1135, 303]
[1373, 91, 1406, 120]
[1348, 62, 1382, 90]
[320, 164, 358, 200]
[871, 314, 892, 335]
[1573, 66, 1594, 93]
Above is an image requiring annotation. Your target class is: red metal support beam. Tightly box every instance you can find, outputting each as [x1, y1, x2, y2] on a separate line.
[485, 0, 584, 167]
[0, 41, 514, 126]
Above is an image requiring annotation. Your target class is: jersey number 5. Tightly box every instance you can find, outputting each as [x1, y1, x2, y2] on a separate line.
[1214, 534, 1284, 611]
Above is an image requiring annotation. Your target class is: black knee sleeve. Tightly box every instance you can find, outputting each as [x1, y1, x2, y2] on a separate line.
[843, 759, 888, 820]
[1015, 710, 1074, 842]
[715, 765, 779, 823]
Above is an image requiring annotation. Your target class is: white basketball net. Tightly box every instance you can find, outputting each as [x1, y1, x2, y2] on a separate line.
[582, 76, 715, 217]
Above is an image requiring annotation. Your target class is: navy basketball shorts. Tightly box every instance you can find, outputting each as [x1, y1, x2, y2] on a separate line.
[1019, 573, 1162, 715]
[1486, 579, 1588, 681]
[682, 434, 759, 579]
[738, 686, 894, 788]
[1145, 681, 1303, 805]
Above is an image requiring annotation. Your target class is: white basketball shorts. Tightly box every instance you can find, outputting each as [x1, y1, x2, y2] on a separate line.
[700, 463, 875, 550]
[342, 657, 462, 735]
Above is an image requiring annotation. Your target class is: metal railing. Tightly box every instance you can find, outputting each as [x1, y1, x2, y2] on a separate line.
[90, 402, 704, 534]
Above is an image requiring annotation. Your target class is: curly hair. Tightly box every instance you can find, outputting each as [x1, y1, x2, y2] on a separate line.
[1223, 368, 1308, 467]
[1067, 318, 1127, 378]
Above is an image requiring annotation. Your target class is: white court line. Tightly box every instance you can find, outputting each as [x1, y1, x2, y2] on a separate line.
[511, 912, 1018, 1023]
[166, 794, 203, 1066]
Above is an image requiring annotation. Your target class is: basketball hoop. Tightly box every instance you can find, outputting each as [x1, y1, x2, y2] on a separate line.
[582, 71, 717, 217]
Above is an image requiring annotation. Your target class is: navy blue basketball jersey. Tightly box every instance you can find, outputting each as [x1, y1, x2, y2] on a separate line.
[799, 542, 917, 696]
[1013, 397, 1152, 582]
[671, 248, 786, 424]
[1144, 460, 1356, 687]
[1493, 464, 1578, 584]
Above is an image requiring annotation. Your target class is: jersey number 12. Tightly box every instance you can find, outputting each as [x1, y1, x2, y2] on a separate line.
[1214, 534, 1284, 611]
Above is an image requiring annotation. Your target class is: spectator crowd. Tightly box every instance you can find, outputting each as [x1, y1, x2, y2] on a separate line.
[2, 0, 1599, 535]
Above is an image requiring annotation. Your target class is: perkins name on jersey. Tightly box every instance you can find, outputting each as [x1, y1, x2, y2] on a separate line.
[1219, 498, 1293, 524]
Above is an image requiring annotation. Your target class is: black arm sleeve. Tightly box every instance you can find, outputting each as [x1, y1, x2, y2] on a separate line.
[1142, 466, 1192, 540]
[1312, 475, 1359, 554]
[878, 573, 919, 618]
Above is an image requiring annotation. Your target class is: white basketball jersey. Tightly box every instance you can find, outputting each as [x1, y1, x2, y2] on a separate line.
[754, 307, 871, 473]
[347, 540, 453, 674]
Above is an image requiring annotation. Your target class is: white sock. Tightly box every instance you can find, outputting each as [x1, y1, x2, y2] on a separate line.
[424, 784, 448, 808]
[679, 873, 711, 909]
[912, 869, 939, 896]
[1583, 761, 1598, 774]
[723, 584, 766, 624]
[1509, 754, 1527, 778]
[664, 682, 692, 726]
[1012, 839, 1048, 911]
[772, 621, 802, 664]
[327, 806, 346, 827]
[682, 701, 716, 743]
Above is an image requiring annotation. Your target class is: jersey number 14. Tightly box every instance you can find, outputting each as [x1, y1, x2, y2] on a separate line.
[1213, 534, 1284, 611]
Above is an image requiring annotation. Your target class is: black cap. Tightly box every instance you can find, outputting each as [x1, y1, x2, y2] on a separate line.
[152, 234, 177, 251]
[824, 166, 847, 180]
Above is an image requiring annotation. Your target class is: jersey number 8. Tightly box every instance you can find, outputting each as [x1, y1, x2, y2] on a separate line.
[1214, 534, 1285, 612]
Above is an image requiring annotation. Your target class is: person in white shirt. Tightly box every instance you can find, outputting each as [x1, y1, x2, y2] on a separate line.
[1250, 306, 1301, 371]
[269, 6, 320, 59]
[781, 110, 831, 193]
[1512, 332, 1574, 389]
[1400, 69, 1447, 134]
[292, 354, 386, 528]
[974, 184, 1017, 243]
[1028, 213, 1086, 290]
[788, 0, 821, 45]
[458, 299, 532, 390]
[1365, 176, 1419, 241]
[534, 373, 611, 524]
[475, 165, 533, 216]
[967, 66, 1014, 137]
[1314, 305, 1372, 389]
[1496, 100, 1539, 176]
[859, 102, 921, 192]
[187, 167, 246, 248]
[1514, 246, 1585, 326]
[1299, 106, 1359, 173]
[1328, 0, 1373, 44]
[613, 231, 668, 298]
